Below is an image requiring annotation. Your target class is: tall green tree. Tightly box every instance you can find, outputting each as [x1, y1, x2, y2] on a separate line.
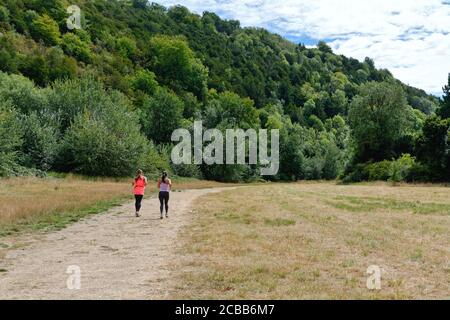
[438, 73, 450, 119]
[348, 81, 410, 162]
[141, 88, 184, 144]
[150, 35, 208, 99]
[30, 14, 61, 46]
[0, 102, 23, 176]
[415, 115, 449, 180]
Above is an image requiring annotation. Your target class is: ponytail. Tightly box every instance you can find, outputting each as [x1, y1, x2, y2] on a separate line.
[161, 171, 168, 183]
[135, 169, 143, 181]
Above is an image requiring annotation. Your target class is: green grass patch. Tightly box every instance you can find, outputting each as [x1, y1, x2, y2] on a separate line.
[0, 195, 130, 238]
[214, 211, 258, 225]
[264, 218, 296, 227]
[326, 196, 450, 215]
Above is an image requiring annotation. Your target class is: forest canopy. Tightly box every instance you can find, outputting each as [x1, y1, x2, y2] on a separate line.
[0, 0, 448, 182]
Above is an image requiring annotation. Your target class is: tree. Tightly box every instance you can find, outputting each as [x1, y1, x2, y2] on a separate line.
[150, 35, 208, 98]
[0, 72, 47, 114]
[116, 36, 137, 60]
[0, 34, 18, 73]
[62, 33, 92, 63]
[21, 112, 59, 171]
[0, 101, 23, 176]
[279, 123, 305, 180]
[203, 91, 260, 129]
[31, 0, 67, 26]
[438, 73, 450, 119]
[415, 115, 449, 180]
[46, 76, 124, 131]
[59, 102, 148, 177]
[132, 0, 148, 9]
[0, 5, 9, 23]
[317, 41, 333, 54]
[131, 70, 158, 96]
[30, 14, 61, 46]
[348, 81, 410, 162]
[307, 115, 324, 131]
[141, 88, 184, 144]
[45, 47, 77, 82]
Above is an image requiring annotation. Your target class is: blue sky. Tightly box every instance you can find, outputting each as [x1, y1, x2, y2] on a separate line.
[157, 0, 450, 95]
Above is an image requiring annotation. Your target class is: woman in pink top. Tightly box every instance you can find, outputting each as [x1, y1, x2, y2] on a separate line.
[157, 171, 172, 219]
[132, 169, 147, 217]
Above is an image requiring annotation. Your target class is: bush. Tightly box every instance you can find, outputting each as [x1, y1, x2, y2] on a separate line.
[139, 143, 171, 178]
[141, 88, 184, 144]
[0, 72, 47, 114]
[0, 34, 18, 73]
[307, 115, 324, 131]
[389, 154, 415, 183]
[171, 163, 202, 179]
[131, 70, 158, 95]
[341, 163, 369, 183]
[45, 47, 77, 83]
[20, 112, 59, 171]
[62, 33, 92, 63]
[0, 5, 9, 23]
[116, 36, 137, 59]
[342, 154, 417, 183]
[30, 14, 61, 46]
[202, 164, 248, 182]
[365, 160, 391, 181]
[46, 76, 125, 131]
[406, 162, 432, 182]
[415, 115, 450, 181]
[0, 101, 23, 176]
[59, 110, 148, 177]
[51, 77, 150, 176]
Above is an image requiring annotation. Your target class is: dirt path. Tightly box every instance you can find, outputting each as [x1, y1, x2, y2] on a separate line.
[0, 188, 225, 299]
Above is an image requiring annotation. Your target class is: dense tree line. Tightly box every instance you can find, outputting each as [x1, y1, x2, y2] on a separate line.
[0, 0, 448, 182]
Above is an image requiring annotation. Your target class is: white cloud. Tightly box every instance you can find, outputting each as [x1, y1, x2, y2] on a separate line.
[157, 0, 450, 95]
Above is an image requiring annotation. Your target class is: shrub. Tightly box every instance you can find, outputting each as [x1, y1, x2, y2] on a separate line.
[202, 164, 248, 182]
[20, 112, 59, 171]
[49, 77, 151, 176]
[307, 115, 324, 131]
[45, 47, 77, 82]
[138, 143, 171, 178]
[0, 72, 47, 114]
[46, 76, 124, 131]
[365, 160, 391, 181]
[30, 14, 61, 46]
[406, 162, 432, 182]
[171, 163, 202, 179]
[59, 110, 148, 177]
[116, 36, 137, 59]
[61, 33, 92, 63]
[389, 154, 415, 183]
[141, 88, 184, 144]
[0, 102, 23, 176]
[0, 5, 9, 23]
[0, 34, 18, 73]
[131, 69, 158, 95]
[341, 163, 368, 183]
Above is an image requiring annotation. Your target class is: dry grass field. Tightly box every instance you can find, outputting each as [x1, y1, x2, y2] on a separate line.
[0, 175, 230, 236]
[171, 182, 450, 299]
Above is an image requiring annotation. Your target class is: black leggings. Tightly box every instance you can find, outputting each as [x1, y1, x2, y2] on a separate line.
[134, 195, 143, 212]
[159, 191, 169, 214]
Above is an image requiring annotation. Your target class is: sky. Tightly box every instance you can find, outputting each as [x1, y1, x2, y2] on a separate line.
[156, 0, 450, 96]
